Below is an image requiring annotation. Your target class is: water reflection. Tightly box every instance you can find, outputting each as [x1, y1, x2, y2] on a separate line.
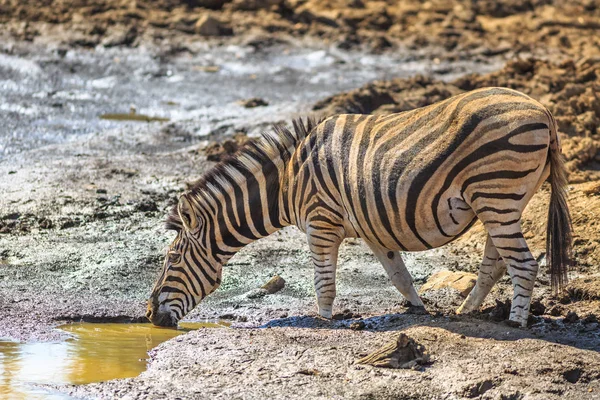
[0, 322, 225, 399]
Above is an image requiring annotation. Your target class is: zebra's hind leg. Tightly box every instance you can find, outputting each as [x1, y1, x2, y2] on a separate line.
[456, 235, 507, 315]
[366, 242, 425, 309]
[482, 219, 539, 327]
[307, 228, 343, 319]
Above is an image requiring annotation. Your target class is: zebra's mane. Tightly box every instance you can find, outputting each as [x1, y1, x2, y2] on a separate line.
[165, 117, 320, 231]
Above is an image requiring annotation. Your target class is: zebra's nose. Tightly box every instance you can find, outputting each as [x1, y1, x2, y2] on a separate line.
[146, 296, 177, 327]
[149, 310, 177, 327]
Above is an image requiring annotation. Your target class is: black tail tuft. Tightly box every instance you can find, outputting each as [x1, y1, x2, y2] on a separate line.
[546, 112, 573, 293]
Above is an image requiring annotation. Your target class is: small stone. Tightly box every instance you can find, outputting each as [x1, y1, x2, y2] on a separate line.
[38, 218, 53, 229]
[350, 321, 365, 331]
[238, 97, 269, 108]
[297, 368, 319, 376]
[419, 270, 477, 297]
[549, 305, 564, 316]
[465, 379, 495, 398]
[564, 311, 579, 323]
[135, 199, 158, 212]
[187, 0, 228, 9]
[563, 368, 582, 383]
[481, 299, 511, 321]
[529, 299, 546, 316]
[3, 212, 20, 220]
[261, 275, 285, 294]
[194, 15, 224, 36]
[96, 188, 107, 194]
[583, 314, 598, 324]
[60, 219, 78, 229]
[194, 65, 220, 73]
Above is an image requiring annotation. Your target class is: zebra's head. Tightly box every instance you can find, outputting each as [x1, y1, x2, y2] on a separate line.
[146, 194, 222, 327]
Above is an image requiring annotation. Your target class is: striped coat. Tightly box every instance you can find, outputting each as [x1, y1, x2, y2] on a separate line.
[147, 87, 572, 328]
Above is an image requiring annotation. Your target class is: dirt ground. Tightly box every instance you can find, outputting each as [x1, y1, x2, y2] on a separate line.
[1, 1, 600, 399]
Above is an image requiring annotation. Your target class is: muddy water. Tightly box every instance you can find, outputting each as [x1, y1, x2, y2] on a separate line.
[0, 322, 226, 399]
[99, 112, 170, 122]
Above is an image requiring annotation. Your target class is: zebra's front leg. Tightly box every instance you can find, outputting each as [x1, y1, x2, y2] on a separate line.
[366, 242, 424, 308]
[457, 235, 507, 315]
[307, 230, 343, 319]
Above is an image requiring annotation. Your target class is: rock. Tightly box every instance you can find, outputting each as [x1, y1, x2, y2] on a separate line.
[194, 65, 220, 73]
[419, 270, 477, 297]
[563, 368, 582, 383]
[194, 15, 225, 36]
[464, 379, 495, 398]
[101, 26, 138, 47]
[187, 0, 229, 10]
[296, 368, 319, 376]
[482, 299, 511, 321]
[3, 212, 21, 220]
[228, 0, 283, 11]
[135, 199, 158, 212]
[563, 311, 579, 323]
[246, 275, 285, 298]
[38, 218, 53, 229]
[204, 134, 250, 162]
[582, 314, 598, 324]
[549, 304, 564, 317]
[350, 321, 365, 330]
[356, 333, 429, 369]
[238, 97, 269, 108]
[0, 222, 13, 234]
[529, 299, 546, 316]
[261, 275, 285, 294]
[59, 218, 79, 230]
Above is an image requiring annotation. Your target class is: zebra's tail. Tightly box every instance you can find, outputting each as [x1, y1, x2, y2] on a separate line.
[545, 109, 573, 293]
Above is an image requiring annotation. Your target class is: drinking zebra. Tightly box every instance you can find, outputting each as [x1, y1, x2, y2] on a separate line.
[146, 87, 572, 328]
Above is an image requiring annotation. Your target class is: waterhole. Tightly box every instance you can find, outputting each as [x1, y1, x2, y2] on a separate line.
[99, 113, 169, 122]
[0, 321, 226, 399]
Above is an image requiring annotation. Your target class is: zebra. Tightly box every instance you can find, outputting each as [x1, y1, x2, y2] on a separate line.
[146, 87, 573, 328]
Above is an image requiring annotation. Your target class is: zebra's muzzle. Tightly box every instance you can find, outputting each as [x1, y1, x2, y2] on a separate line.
[146, 296, 177, 327]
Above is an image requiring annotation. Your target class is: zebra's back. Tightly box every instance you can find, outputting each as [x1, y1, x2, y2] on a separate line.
[300, 87, 552, 251]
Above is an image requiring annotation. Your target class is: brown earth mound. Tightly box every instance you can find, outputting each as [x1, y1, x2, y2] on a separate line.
[312, 58, 600, 271]
[1, 0, 599, 57]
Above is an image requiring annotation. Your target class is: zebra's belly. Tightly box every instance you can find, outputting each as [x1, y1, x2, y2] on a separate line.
[346, 195, 477, 252]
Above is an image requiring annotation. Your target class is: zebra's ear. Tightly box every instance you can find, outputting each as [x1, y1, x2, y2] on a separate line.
[177, 194, 199, 232]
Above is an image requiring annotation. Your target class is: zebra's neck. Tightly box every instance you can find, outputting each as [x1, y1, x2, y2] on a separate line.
[187, 151, 289, 261]
[182, 119, 318, 260]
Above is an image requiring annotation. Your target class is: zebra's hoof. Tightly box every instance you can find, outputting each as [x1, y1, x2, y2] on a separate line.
[504, 319, 525, 328]
[405, 305, 429, 315]
[456, 304, 472, 315]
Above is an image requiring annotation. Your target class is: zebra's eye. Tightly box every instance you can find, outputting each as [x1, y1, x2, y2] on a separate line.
[168, 251, 181, 264]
